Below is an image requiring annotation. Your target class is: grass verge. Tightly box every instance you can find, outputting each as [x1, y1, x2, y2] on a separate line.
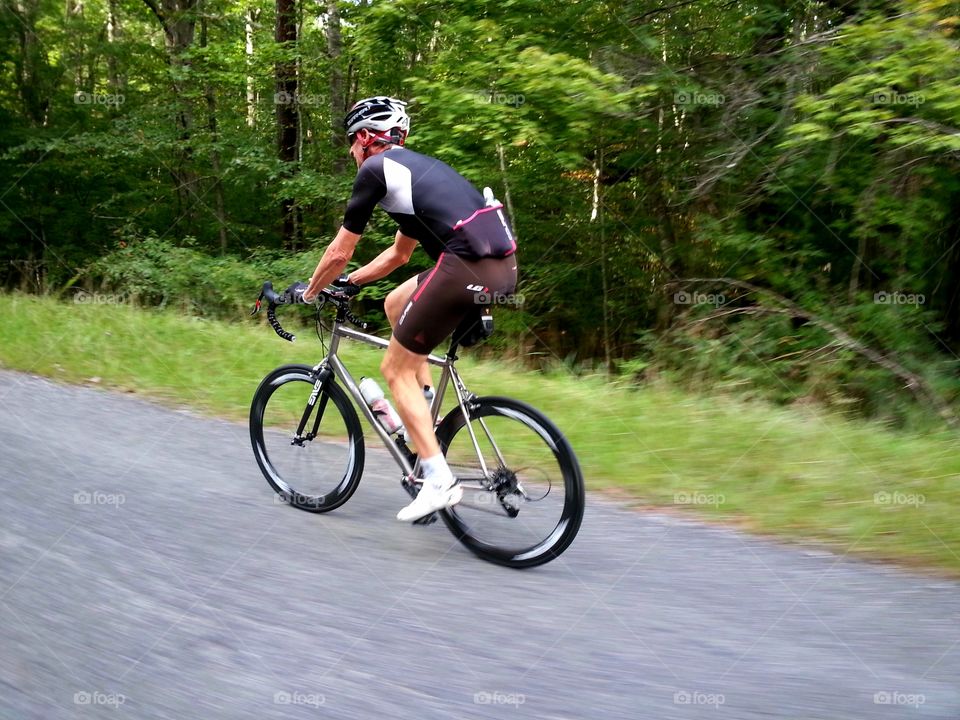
[4, 293, 959, 573]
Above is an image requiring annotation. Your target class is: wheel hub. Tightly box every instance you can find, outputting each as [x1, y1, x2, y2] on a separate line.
[489, 467, 522, 517]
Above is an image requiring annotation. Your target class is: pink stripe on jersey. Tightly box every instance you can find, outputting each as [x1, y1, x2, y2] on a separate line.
[412, 252, 445, 302]
[452, 204, 504, 230]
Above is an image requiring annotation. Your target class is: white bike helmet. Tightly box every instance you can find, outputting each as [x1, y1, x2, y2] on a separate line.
[343, 96, 410, 145]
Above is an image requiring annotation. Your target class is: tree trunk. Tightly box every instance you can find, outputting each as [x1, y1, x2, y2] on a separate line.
[848, 234, 867, 301]
[66, 0, 86, 92]
[496, 144, 516, 234]
[275, 0, 301, 249]
[142, 0, 199, 225]
[245, 8, 259, 127]
[939, 193, 960, 344]
[326, 0, 346, 172]
[106, 0, 124, 94]
[592, 148, 613, 373]
[11, 0, 50, 126]
[200, 11, 228, 254]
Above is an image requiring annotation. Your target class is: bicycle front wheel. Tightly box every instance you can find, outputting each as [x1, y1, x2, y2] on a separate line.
[250, 364, 364, 512]
[436, 396, 584, 568]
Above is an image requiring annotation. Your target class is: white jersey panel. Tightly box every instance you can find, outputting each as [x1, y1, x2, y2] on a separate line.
[379, 156, 414, 214]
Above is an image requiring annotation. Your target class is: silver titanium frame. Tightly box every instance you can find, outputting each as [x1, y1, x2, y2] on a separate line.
[320, 319, 496, 486]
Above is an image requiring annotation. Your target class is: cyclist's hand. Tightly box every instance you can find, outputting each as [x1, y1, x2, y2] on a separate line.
[326, 274, 361, 298]
[283, 281, 313, 305]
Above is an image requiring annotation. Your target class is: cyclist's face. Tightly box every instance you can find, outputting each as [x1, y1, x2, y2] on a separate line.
[348, 132, 367, 169]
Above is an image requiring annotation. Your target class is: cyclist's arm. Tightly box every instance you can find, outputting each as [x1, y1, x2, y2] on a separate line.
[348, 231, 417, 285]
[303, 226, 362, 302]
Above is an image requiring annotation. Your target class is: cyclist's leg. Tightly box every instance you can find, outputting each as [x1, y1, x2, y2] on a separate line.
[388, 253, 510, 442]
[381, 339, 440, 460]
[383, 334, 462, 521]
[386, 255, 485, 519]
[387, 254, 517, 521]
[385, 274, 432, 391]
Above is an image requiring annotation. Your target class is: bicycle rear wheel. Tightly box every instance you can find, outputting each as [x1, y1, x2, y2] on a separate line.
[250, 364, 364, 512]
[435, 396, 584, 568]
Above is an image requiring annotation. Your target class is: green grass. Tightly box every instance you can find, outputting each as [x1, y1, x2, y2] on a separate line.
[4, 292, 960, 573]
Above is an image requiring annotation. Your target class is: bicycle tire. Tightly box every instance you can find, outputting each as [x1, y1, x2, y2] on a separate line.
[435, 396, 585, 568]
[250, 364, 365, 512]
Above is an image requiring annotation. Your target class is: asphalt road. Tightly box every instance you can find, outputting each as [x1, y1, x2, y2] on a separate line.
[0, 369, 958, 719]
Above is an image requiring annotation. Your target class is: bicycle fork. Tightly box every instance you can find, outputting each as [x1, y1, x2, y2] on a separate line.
[292, 365, 333, 446]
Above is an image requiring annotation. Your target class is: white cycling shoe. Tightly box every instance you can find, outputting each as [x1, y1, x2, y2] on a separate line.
[397, 479, 463, 522]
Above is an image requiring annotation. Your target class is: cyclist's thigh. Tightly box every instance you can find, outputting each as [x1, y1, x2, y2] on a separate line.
[385, 274, 420, 327]
[394, 254, 514, 355]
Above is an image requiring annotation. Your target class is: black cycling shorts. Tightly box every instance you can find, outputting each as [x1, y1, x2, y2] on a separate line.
[393, 252, 518, 355]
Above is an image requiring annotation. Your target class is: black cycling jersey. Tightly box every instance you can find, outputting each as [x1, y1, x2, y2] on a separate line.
[342, 147, 516, 261]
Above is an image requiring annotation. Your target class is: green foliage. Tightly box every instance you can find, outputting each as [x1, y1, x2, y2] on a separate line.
[2, 0, 960, 427]
[81, 232, 317, 317]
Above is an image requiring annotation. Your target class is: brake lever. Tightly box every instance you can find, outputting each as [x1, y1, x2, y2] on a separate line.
[253, 282, 296, 342]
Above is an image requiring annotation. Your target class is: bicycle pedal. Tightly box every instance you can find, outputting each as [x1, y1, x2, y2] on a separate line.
[413, 512, 438, 526]
[400, 477, 436, 524]
[401, 476, 420, 500]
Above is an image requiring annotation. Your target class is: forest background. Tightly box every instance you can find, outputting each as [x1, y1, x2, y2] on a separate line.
[3, 0, 960, 429]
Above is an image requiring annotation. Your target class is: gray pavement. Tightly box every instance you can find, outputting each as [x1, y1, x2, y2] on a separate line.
[0, 369, 958, 719]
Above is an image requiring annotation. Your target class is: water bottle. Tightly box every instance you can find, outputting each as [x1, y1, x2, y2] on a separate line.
[358, 377, 405, 435]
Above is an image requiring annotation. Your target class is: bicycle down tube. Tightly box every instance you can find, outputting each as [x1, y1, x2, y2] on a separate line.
[323, 321, 454, 478]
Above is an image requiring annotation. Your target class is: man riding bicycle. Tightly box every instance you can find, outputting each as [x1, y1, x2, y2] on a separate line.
[299, 96, 518, 522]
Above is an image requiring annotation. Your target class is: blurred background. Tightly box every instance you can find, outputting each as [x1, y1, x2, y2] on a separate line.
[2, 0, 960, 428]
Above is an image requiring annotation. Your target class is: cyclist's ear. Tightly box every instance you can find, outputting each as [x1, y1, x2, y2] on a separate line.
[357, 129, 376, 148]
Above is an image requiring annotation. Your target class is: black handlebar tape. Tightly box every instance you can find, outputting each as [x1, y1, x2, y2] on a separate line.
[267, 304, 296, 342]
[344, 309, 368, 330]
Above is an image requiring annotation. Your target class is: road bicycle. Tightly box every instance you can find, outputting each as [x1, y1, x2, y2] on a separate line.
[248, 279, 584, 568]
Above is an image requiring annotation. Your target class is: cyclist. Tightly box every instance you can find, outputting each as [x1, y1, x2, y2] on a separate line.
[300, 96, 518, 522]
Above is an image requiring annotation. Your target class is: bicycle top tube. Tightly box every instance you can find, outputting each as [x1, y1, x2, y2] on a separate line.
[332, 323, 448, 368]
[253, 278, 458, 366]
